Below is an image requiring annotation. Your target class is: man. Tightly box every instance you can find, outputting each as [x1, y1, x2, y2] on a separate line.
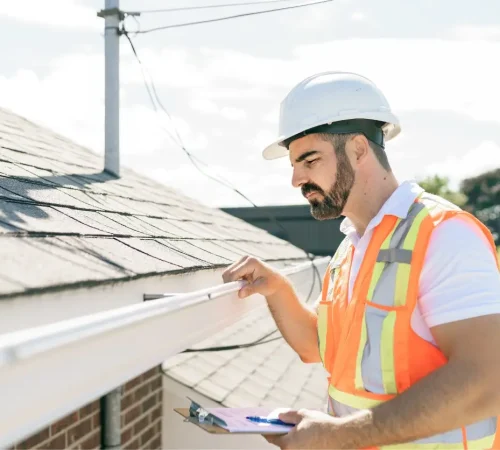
[222, 72, 500, 449]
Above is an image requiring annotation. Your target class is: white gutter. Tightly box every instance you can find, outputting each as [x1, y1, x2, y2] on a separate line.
[0, 256, 329, 448]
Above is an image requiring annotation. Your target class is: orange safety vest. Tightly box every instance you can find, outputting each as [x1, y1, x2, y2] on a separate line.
[317, 193, 500, 449]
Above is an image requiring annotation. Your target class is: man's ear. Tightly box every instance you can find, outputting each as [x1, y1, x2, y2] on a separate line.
[350, 134, 370, 165]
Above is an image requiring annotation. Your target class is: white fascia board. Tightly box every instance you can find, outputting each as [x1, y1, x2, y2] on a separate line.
[0, 257, 329, 448]
[0, 259, 310, 334]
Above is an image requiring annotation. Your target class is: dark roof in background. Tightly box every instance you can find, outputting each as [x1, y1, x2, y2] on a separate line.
[222, 204, 344, 257]
[0, 107, 306, 299]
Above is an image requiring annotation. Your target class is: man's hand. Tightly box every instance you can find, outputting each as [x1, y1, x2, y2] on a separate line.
[222, 255, 322, 363]
[222, 256, 289, 299]
[264, 409, 341, 450]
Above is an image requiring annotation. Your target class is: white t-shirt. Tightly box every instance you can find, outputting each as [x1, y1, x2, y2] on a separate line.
[340, 180, 500, 345]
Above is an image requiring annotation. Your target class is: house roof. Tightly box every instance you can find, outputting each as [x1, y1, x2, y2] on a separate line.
[0, 107, 306, 299]
[0, 106, 328, 413]
[163, 304, 329, 410]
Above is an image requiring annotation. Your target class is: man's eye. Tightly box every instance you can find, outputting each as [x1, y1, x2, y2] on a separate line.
[306, 159, 318, 166]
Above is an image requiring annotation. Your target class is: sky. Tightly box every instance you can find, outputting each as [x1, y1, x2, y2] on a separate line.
[0, 0, 499, 208]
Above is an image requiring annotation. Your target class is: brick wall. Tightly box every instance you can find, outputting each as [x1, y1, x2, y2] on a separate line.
[121, 367, 163, 450]
[12, 400, 101, 450]
[11, 366, 163, 450]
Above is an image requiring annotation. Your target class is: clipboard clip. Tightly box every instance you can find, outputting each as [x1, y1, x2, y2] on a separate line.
[186, 397, 227, 428]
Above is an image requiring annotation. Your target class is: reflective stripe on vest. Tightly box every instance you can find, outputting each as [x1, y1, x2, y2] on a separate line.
[358, 201, 428, 394]
[317, 237, 351, 370]
[319, 195, 499, 448]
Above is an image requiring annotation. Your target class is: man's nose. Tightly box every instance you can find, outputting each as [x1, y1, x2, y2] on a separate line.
[291, 168, 307, 188]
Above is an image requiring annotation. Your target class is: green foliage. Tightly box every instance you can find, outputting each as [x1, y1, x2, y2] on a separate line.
[417, 170, 500, 244]
[417, 175, 467, 207]
[460, 169, 500, 244]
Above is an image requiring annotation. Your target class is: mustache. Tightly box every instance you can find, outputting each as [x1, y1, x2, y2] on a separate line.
[301, 183, 325, 197]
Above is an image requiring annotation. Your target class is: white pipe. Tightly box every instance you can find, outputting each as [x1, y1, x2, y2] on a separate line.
[104, 0, 120, 176]
[0, 257, 328, 367]
[0, 256, 328, 448]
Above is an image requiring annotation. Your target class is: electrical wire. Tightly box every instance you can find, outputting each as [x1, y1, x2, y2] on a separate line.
[178, 254, 320, 354]
[178, 265, 319, 353]
[122, 28, 304, 238]
[122, 28, 324, 353]
[132, 0, 305, 14]
[132, 0, 334, 34]
[181, 329, 282, 353]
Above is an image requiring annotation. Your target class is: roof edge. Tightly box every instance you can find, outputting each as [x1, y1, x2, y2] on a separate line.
[0, 257, 309, 301]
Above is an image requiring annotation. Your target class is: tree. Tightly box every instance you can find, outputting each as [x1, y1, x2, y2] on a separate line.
[460, 168, 500, 244]
[417, 175, 467, 207]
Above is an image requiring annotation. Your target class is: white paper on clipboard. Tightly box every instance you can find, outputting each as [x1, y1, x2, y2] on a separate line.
[201, 406, 294, 433]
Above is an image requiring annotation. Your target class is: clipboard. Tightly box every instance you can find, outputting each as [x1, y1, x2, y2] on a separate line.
[174, 398, 292, 435]
[174, 398, 230, 434]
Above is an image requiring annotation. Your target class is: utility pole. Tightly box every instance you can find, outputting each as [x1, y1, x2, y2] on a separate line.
[97, 5, 123, 446]
[100, 0, 121, 177]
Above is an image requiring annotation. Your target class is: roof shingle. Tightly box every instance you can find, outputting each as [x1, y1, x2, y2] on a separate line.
[0, 106, 328, 410]
[0, 107, 307, 298]
[162, 306, 329, 409]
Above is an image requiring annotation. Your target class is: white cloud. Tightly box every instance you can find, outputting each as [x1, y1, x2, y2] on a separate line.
[133, 39, 500, 124]
[0, 52, 206, 163]
[424, 141, 500, 188]
[452, 25, 500, 41]
[2, 34, 499, 208]
[0, 0, 100, 30]
[286, 3, 334, 30]
[351, 12, 366, 21]
[220, 107, 246, 121]
[263, 107, 280, 124]
[189, 98, 247, 121]
[189, 98, 219, 114]
[292, 39, 500, 123]
[121, 47, 209, 89]
[0, 54, 104, 151]
[201, 48, 294, 88]
[247, 130, 276, 156]
[120, 106, 174, 156]
[201, 86, 270, 100]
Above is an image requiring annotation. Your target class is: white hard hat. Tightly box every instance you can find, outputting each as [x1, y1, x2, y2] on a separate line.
[262, 71, 401, 160]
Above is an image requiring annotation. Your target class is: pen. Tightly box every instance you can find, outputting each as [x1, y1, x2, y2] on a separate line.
[246, 416, 294, 426]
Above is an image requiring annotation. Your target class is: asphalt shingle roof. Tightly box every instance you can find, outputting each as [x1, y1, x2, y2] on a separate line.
[163, 305, 329, 410]
[0, 107, 306, 298]
[0, 106, 328, 410]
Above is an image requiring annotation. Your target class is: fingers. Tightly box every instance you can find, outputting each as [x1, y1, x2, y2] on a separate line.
[239, 277, 268, 298]
[222, 256, 283, 299]
[278, 409, 305, 424]
[222, 256, 260, 284]
[222, 256, 248, 283]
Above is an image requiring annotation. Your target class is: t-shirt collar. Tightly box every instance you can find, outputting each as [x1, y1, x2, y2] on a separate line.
[340, 180, 424, 246]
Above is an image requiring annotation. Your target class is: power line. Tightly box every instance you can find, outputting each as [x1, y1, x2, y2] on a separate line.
[132, 0, 305, 14]
[133, 0, 334, 34]
[123, 30, 241, 193]
[181, 329, 281, 353]
[179, 263, 319, 354]
[123, 27, 301, 229]
[122, 29, 324, 352]
[122, 27, 323, 264]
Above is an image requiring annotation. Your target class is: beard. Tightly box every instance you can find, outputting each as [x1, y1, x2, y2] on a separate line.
[301, 153, 355, 220]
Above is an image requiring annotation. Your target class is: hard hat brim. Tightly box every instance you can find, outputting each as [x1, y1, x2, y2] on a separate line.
[262, 139, 289, 160]
[262, 121, 401, 161]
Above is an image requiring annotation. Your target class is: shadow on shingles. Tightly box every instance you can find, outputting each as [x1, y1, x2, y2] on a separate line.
[28, 235, 135, 277]
[0, 170, 114, 229]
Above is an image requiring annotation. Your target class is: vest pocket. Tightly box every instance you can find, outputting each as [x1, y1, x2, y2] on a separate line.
[358, 304, 400, 395]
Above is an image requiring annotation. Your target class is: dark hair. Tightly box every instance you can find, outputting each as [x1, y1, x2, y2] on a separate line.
[318, 132, 392, 172]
